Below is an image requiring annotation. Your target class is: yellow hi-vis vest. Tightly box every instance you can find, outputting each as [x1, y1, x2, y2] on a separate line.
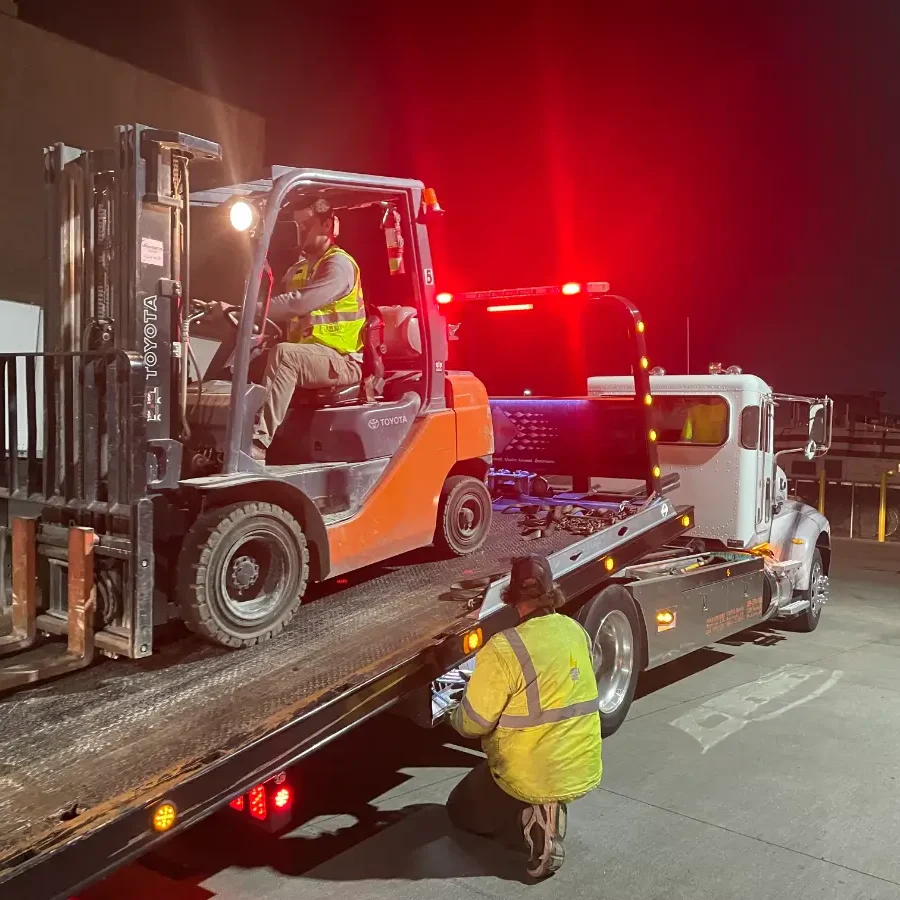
[452, 613, 602, 804]
[285, 245, 365, 354]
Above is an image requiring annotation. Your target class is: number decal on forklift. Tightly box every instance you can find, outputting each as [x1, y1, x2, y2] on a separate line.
[424, 268, 435, 286]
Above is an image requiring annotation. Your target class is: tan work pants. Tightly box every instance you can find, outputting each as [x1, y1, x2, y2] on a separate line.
[253, 342, 361, 448]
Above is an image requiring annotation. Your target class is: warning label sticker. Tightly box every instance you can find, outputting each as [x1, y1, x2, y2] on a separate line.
[140, 237, 164, 267]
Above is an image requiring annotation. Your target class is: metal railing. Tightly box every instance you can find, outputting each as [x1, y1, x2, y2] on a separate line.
[790, 474, 900, 542]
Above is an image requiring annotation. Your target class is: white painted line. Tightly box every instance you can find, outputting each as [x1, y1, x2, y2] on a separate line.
[669, 664, 844, 753]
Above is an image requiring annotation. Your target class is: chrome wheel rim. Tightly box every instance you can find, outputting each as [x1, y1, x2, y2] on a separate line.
[593, 609, 635, 716]
[809, 561, 828, 617]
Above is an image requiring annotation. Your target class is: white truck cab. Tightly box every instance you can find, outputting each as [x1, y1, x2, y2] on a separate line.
[588, 369, 833, 620]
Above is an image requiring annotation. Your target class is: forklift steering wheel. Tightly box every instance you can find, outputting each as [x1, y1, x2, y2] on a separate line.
[225, 307, 284, 342]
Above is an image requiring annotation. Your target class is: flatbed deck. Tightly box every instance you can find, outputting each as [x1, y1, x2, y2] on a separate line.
[0, 495, 688, 900]
[0, 516, 581, 863]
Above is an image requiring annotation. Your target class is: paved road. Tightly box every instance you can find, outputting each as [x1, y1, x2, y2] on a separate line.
[83, 538, 900, 900]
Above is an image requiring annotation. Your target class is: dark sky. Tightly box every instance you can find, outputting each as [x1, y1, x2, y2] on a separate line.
[18, 0, 900, 405]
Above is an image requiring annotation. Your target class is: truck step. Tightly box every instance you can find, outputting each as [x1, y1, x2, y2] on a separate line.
[776, 598, 810, 617]
[0, 519, 97, 691]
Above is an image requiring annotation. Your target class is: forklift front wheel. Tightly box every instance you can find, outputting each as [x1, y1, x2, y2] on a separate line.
[178, 501, 310, 648]
[434, 476, 493, 557]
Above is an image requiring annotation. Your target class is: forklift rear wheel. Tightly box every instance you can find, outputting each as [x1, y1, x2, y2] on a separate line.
[577, 584, 642, 738]
[434, 476, 493, 557]
[178, 501, 309, 648]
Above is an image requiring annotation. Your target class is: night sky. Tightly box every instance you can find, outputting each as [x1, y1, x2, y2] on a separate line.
[17, 0, 900, 405]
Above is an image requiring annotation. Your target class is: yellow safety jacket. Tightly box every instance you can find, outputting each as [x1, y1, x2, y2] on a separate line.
[452, 613, 602, 804]
[284, 245, 365, 354]
[681, 401, 728, 444]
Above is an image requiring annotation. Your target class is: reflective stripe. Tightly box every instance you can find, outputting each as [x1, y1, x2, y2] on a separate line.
[498, 626, 599, 730]
[309, 308, 366, 325]
[461, 696, 497, 731]
[503, 629, 541, 718]
[498, 698, 599, 729]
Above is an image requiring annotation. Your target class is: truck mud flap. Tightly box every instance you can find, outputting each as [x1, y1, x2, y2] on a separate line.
[0, 518, 97, 689]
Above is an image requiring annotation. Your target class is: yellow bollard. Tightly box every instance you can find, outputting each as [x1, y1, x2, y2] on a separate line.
[817, 469, 826, 515]
[878, 471, 888, 543]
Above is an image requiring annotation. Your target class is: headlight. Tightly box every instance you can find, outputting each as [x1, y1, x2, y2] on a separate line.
[229, 199, 257, 232]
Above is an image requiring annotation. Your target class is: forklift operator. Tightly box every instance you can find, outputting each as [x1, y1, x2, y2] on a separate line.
[213, 197, 364, 462]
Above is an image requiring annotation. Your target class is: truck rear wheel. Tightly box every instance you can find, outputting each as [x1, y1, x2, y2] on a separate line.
[177, 501, 309, 648]
[433, 475, 493, 557]
[577, 584, 642, 737]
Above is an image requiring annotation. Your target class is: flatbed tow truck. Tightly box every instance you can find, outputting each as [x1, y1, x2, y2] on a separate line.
[0, 126, 828, 900]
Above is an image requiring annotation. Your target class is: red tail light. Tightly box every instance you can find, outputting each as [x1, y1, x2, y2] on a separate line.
[437, 292, 453, 305]
[561, 282, 582, 295]
[229, 796, 245, 811]
[273, 786, 293, 810]
[248, 785, 267, 821]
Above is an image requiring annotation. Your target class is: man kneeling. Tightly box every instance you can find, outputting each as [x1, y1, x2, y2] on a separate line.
[448, 554, 602, 879]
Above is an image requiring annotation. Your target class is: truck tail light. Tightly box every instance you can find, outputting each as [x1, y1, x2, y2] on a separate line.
[226, 773, 294, 830]
[273, 786, 293, 810]
[248, 785, 267, 821]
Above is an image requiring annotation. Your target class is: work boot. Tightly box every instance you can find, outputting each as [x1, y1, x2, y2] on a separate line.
[251, 441, 267, 462]
[522, 801, 566, 879]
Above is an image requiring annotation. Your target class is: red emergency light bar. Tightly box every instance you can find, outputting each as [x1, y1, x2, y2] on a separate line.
[443, 282, 609, 305]
[487, 303, 533, 313]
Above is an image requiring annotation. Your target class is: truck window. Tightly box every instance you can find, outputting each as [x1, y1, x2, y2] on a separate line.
[740, 405, 761, 450]
[654, 395, 730, 446]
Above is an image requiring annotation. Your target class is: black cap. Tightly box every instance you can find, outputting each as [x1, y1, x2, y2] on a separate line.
[508, 554, 553, 602]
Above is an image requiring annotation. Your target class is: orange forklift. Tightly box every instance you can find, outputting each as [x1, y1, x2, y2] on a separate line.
[0, 125, 497, 681]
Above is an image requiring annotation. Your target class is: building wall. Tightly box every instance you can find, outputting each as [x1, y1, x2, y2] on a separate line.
[0, 13, 265, 306]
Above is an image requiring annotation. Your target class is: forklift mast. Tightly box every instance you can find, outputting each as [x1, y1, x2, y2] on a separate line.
[0, 127, 221, 686]
[44, 125, 221, 487]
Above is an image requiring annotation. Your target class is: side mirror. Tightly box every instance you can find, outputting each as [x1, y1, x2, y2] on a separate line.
[809, 403, 827, 446]
[803, 439, 817, 461]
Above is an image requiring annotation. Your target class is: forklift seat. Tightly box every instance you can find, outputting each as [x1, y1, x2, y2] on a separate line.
[378, 305, 421, 361]
[290, 305, 421, 409]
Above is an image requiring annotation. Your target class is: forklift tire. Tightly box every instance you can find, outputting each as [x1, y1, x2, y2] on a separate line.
[433, 475, 493, 557]
[577, 584, 642, 738]
[177, 501, 309, 648]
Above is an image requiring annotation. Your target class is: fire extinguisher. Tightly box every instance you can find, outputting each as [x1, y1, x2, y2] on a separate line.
[382, 204, 405, 275]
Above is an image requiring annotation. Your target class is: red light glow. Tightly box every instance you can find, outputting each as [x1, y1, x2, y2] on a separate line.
[486, 304, 534, 313]
[561, 282, 581, 295]
[437, 292, 453, 305]
[229, 796, 245, 812]
[273, 786, 293, 810]
[248, 785, 267, 821]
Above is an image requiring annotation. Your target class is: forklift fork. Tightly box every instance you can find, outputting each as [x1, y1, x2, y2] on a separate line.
[0, 518, 97, 690]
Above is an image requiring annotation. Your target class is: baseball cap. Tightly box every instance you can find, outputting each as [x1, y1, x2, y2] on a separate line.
[508, 554, 553, 602]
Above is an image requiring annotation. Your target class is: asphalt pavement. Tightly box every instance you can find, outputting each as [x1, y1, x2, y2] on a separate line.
[82, 538, 900, 900]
